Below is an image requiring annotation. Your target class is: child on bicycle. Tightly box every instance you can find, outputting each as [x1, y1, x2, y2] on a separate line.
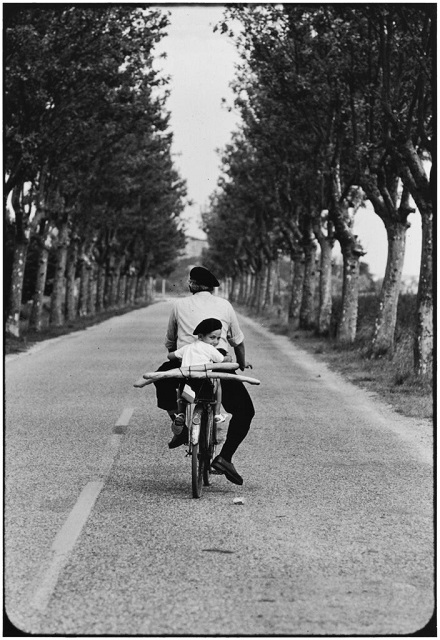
[167, 317, 227, 435]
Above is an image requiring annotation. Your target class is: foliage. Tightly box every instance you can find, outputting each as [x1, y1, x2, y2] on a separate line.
[205, 4, 432, 369]
[4, 5, 188, 323]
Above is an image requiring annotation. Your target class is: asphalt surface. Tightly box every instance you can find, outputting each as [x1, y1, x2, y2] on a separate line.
[5, 299, 434, 636]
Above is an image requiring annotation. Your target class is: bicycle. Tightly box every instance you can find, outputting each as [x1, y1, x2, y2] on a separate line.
[181, 377, 217, 498]
[135, 363, 260, 498]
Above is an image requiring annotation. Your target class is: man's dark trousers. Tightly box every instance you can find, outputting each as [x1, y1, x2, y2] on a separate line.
[154, 360, 255, 461]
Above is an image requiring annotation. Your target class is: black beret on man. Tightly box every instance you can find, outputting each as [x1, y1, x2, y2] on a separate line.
[193, 317, 222, 336]
[190, 266, 220, 288]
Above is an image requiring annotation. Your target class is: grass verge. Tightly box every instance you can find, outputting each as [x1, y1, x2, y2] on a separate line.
[236, 304, 433, 422]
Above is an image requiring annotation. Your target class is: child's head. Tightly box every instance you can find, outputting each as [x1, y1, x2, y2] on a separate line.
[193, 318, 222, 347]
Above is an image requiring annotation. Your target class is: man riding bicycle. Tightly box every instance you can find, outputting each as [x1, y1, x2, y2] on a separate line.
[154, 266, 255, 485]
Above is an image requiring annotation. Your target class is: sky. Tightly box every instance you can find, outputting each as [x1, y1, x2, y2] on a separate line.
[155, 5, 422, 279]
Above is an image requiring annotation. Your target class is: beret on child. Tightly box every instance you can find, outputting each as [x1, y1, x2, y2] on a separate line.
[193, 317, 222, 335]
[189, 266, 220, 288]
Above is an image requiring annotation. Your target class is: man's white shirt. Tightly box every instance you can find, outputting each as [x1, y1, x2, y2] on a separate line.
[165, 291, 244, 353]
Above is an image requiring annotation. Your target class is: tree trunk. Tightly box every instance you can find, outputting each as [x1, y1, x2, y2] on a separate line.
[240, 273, 248, 305]
[264, 259, 276, 310]
[337, 245, 362, 344]
[50, 220, 69, 327]
[78, 256, 90, 317]
[245, 273, 254, 306]
[300, 240, 318, 329]
[136, 275, 147, 302]
[146, 276, 155, 303]
[256, 266, 266, 313]
[5, 186, 31, 337]
[118, 274, 127, 307]
[105, 256, 116, 309]
[96, 264, 106, 311]
[414, 206, 433, 376]
[87, 262, 97, 316]
[371, 220, 408, 356]
[232, 276, 239, 302]
[288, 253, 304, 331]
[65, 238, 79, 322]
[127, 274, 136, 305]
[393, 140, 432, 375]
[112, 259, 123, 307]
[5, 241, 28, 337]
[29, 243, 49, 331]
[317, 236, 334, 336]
[250, 272, 259, 308]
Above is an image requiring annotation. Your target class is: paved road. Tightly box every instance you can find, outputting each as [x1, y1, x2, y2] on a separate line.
[5, 300, 434, 635]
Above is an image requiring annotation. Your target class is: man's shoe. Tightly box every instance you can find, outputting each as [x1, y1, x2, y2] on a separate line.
[168, 426, 188, 449]
[211, 455, 243, 485]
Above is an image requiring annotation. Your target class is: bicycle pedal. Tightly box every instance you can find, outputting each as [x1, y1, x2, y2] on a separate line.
[210, 468, 223, 475]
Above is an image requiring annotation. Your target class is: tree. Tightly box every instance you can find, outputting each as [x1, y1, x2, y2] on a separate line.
[4, 5, 187, 334]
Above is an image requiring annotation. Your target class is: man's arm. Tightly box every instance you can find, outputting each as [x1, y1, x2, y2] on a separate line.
[165, 306, 178, 352]
[234, 342, 248, 371]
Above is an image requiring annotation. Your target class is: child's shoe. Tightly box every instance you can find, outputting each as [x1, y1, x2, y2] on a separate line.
[214, 414, 226, 423]
[172, 413, 185, 435]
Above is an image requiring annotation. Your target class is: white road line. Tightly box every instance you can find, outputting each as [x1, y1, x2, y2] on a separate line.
[115, 407, 134, 426]
[31, 480, 104, 612]
[30, 408, 134, 613]
[98, 433, 123, 479]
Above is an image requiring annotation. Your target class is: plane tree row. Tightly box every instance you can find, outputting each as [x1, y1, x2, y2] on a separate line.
[203, 4, 433, 376]
[4, 5, 187, 336]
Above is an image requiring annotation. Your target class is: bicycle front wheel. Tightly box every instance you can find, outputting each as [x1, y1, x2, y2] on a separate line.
[191, 443, 204, 498]
[202, 408, 215, 486]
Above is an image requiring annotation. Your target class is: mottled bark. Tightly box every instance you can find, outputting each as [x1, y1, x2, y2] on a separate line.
[414, 204, 433, 376]
[256, 266, 267, 313]
[29, 243, 49, 331]
[245, 273, 254, 306]
[371, 220, 408, 355]
[78, 256, 90, 317]
[317, 237, 334, 336]
[393, 140, 432, 374]
[118, 274, 127, 307]
[288, 252, 305, 331]
[50, 220, 69, 327]
[5, 186, 32, 337]
[96, 264, 106, 311]
[128, 274, 137, 305]
[300, 240, 318, 330]
[249, 272, 258, 308]
[5, 242, 28, 337]
[238, 273, 247, 305]
[111, 258, 123, 307]
[231, 276, 240, 303]
[87, 262, 97, 316]
[263, 259, 276, 310]
[337, 245, 362, 343]
[146, 276, 155, 303]
[65, 238, 80, 322]
[105, 254, 116, 308]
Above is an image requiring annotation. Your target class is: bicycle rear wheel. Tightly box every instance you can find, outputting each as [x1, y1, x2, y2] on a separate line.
[202, 407, 215, 486]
